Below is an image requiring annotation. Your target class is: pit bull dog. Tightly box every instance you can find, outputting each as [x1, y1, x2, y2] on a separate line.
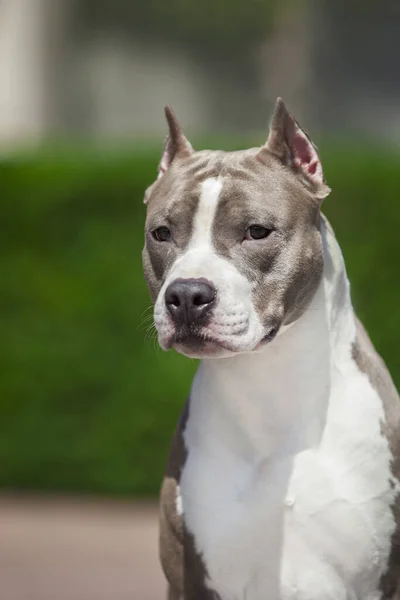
[142, 98, 400, 600]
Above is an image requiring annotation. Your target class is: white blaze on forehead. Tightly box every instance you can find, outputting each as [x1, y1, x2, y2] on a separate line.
[190, 177, 223, 249]
[158, 176, 226, 283]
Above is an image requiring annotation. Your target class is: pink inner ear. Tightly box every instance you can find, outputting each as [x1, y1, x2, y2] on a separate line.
[291, 128, 322, 181]
[158, 147, 171, 179]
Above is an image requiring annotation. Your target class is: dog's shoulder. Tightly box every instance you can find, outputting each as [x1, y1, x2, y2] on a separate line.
[352, 316, 400, 452]
[352, 316, 400, 598]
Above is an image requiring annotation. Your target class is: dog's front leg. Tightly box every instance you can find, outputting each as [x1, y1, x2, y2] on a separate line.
[183, 530, 220, 600]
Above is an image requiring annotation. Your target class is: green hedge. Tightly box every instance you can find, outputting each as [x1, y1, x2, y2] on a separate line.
[1, 141, 400, 497]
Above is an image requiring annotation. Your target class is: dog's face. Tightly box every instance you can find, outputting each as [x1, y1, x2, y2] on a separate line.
[142, 99, 330, 358]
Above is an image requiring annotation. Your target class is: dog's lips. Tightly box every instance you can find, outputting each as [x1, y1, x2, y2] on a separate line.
[169, 330, 240, 356]
[159, 335, 174, 351]
[174, 336, 237, 358]
[176, 332, 229, 349]
[262, 326, 279, 343]
[160, 324, 280, 356]
[157, 309, 281, 356]
[253, 326, 280, 351]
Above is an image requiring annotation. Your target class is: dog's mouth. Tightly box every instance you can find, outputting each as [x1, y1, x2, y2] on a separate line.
[175, 331, 207, 350]
[260, 326, 279, 344]
[174, 334, 235, 358]
[167, 325, 280, 358]
[173, 329, 229, 357]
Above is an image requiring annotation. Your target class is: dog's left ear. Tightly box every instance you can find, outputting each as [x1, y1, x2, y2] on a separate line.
[158, 105, 193, 177]
[258, 98, 331, 201]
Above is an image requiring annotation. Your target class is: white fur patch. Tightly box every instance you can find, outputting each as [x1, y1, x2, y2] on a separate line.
[176, 485, 183, 516]
[191, 178, 222, 247]
[180, 224, 398, 600]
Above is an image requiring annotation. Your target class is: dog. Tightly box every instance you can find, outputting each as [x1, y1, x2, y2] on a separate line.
[142, 98, 400, 600]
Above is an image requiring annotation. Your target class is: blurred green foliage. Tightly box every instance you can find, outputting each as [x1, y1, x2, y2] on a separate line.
[1, 141, 399, 497]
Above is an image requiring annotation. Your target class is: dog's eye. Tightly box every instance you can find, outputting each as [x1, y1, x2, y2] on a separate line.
[245, 225, 273, 241]
[152, 227, 171, 242]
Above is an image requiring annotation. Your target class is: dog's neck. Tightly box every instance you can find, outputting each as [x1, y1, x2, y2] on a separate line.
[187, 219, 357, 462]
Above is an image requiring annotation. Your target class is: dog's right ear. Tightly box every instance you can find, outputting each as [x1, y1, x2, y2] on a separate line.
[158, 105, 193, 178]
[144, 106, 193, 204]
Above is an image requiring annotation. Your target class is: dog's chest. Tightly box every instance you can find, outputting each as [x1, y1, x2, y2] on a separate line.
[180, 374, 397, 600]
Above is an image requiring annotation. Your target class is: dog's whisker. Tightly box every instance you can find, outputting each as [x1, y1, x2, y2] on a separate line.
[140, 305, 154, 318]
[144, 324, 158, 345]
[138, 315, 156, 332]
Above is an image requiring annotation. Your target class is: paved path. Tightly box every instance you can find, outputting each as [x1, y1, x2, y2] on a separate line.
[0, 494, 166, 600]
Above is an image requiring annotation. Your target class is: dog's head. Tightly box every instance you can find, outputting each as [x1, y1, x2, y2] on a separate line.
[142, 98, 331, 358]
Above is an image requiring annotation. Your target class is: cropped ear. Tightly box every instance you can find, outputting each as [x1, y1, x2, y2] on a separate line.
[258, 98, 330, 201]
[158, 105, 193, 179]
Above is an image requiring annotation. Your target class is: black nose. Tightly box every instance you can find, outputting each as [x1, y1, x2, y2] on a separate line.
[165, 278, 216, 327]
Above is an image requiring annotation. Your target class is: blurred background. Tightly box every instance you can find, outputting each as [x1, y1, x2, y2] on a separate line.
[1, 0, 400, 598]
